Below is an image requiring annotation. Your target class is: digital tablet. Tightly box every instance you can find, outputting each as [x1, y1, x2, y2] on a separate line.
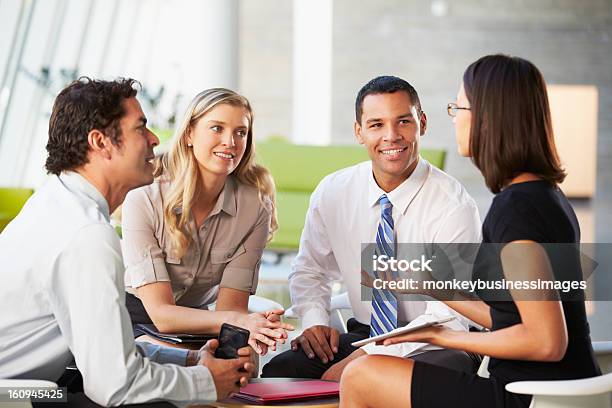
[351, 316, 456, 347]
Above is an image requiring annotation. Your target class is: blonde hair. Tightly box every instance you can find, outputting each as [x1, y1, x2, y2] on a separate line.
[155, 88, 277, 259]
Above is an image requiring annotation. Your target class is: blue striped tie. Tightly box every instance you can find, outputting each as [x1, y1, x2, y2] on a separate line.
[370, 194, 398, 336]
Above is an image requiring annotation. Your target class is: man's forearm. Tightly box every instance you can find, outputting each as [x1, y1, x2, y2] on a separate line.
[136, 342, 190, 366]
[186, 350, 199, 366]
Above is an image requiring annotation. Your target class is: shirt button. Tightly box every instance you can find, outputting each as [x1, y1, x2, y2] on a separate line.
[189, 273, 194, 278]
[226, 253, 232, 259]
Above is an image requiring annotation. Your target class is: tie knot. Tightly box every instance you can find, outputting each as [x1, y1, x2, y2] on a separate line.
[379, 194, 391, 207]
[378, 194, 392, 215]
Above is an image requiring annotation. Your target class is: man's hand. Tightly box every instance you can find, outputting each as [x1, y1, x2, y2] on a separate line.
[290, 325, 339, 364]
[197, 339, 255, 400]
[321, 349, 366, 381]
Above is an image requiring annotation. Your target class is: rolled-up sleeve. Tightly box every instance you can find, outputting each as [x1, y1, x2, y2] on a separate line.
[218, 201, 271, 294]
[122, 188, 171, 288]
[135, 342, 188, 366]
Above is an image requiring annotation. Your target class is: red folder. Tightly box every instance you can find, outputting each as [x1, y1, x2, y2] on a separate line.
[234, 380, 339, 403]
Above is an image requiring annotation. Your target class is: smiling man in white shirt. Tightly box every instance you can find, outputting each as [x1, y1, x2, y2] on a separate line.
[262, 76, 481, 380]
[0, 78, 254, 406]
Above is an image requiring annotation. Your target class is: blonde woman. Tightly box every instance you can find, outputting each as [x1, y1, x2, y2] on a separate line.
[122, 88, 292, 354]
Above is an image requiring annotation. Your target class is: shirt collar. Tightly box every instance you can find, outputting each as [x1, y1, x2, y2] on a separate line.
[210, 176, 237, 217]
[59, 171, 111, 222]
[367, 157, 430, 215]
[173, 176, 238, 217]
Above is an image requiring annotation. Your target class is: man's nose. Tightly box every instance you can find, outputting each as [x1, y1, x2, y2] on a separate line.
[383, 126, 401, 142]
[148, 129, 160, 147]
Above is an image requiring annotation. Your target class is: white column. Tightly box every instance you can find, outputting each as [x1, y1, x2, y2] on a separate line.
[292, 0, 332, 145]
[185, 0, 239, 91]
[149, 0, 239, 117]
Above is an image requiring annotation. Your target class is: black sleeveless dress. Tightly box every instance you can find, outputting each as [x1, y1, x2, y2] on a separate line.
[411, 181, 600, 408]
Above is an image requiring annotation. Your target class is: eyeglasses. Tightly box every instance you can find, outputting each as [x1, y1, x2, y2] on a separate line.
[447, 103, 471, 117]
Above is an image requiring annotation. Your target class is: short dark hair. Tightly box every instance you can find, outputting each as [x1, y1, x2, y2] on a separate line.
[463, 54, 565, 193]
[45, 77, 140, 175]
[355, 75, 422, 122]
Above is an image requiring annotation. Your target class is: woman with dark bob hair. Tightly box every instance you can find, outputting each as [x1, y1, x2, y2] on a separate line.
[339, 54, 600, 407]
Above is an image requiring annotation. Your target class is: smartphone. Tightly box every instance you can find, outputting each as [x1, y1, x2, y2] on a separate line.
[215, 323, 250, 359]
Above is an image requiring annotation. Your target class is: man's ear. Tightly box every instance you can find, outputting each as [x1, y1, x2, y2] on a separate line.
[419, 111, 427, 136]
[87, 129, 112, 160]
[354, 121, 364, 145]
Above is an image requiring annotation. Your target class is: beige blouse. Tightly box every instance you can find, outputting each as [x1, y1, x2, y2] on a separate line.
[122, 176, 271, 308]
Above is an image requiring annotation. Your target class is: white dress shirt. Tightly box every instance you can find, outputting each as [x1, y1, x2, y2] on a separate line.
[0, 172, 216, 406]
[289, 158, 482, 356]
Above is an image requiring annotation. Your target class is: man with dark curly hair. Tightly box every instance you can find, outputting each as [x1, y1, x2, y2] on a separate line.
[0, 78, 254, 406]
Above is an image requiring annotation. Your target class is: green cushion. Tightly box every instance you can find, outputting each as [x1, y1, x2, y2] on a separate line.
[420, 149, 446, 171]
[0, 214, 12, 232]
[256, 143, 369, 192]
[0, 187, 34, 232]
[270, 191, 310, 249]
[257, 141, 446, 193]
[257, 141, 446, 251]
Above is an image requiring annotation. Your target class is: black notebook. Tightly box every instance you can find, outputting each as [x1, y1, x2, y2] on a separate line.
[136, 324, 215, 344]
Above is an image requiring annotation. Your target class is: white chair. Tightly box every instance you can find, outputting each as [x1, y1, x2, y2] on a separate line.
[207, 295, 283, 314]
[477, 355, 491, 378]
[0, 379, 57, 408]
[247, 295, 283, 314]
[330, 292, 352, 333]
[506, 373, 612, 408]
[477, 341, 612, 408]
[284, 291, 353, 333]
